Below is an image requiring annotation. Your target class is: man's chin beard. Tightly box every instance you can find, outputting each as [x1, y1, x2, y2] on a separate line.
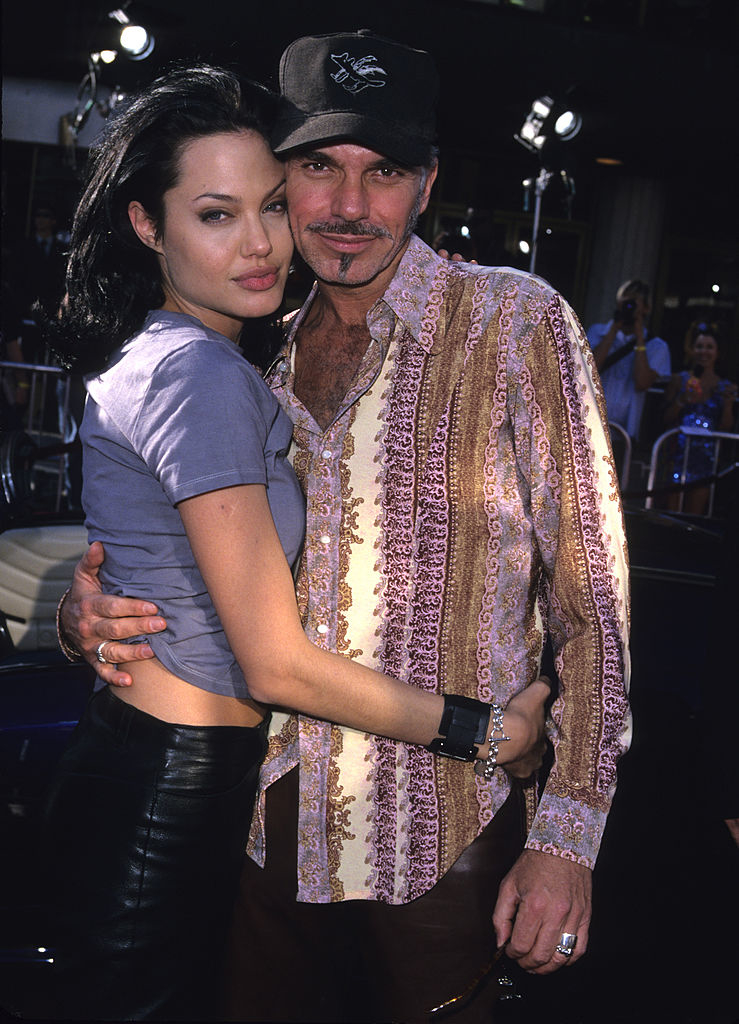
[316, 230, 417, 287]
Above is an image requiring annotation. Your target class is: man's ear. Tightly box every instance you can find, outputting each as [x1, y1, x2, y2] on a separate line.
[128, 201, 162, 253]
[417, 161, 439, 218]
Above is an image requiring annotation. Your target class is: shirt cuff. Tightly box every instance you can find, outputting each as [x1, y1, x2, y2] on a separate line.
[525, 792, 609, 869]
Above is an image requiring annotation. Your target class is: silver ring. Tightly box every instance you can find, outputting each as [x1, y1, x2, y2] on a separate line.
[96, 641, 113, 664]
[555, 932, 577, 957]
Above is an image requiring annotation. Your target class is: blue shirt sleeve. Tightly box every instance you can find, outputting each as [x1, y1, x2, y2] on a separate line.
[647, 337, 671, 378]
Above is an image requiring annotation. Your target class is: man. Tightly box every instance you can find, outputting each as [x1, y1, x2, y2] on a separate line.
[60, 31, 630, 1021]
[587, 278, 671, 440]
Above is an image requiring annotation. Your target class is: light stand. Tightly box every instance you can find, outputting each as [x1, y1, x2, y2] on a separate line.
[528, 167, 552, 275]
[515, 94, 581, 275]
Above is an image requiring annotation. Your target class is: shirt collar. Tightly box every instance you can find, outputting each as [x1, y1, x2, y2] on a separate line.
[370, 235, 446, 355]
[267, 234, 446, 391]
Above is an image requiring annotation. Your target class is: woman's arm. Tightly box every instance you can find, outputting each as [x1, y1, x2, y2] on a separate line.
[178, 483, 544, 766]
[718, 380, 738, 432]
[663, 373, 685, 426]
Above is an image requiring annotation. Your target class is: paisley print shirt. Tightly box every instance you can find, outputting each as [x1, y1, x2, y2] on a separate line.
[247, 236, 631, 905]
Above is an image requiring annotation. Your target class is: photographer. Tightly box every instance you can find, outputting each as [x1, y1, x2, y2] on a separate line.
[587, 278, 671, 440]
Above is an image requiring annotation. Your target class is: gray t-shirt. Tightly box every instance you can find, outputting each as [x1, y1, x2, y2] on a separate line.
[82, 310, 305, 698]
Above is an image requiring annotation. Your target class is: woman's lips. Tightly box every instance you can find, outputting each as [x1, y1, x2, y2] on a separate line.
[234, 269, 279, 290]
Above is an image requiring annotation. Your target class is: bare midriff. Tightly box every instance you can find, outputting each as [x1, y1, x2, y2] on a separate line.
[110, 657, 266, 727]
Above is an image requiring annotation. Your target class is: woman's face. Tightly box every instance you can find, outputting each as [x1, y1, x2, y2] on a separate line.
[129, 131, 293, 342]
[692, 333, 718, 369]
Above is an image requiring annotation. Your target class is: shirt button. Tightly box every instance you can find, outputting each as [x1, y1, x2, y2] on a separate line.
[317, 624, 329, 635]
[320, 534, 330, 545]
[322, 449, 332, 460]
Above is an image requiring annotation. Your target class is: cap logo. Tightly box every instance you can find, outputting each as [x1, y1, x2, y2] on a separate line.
[329, 52, 387, 94]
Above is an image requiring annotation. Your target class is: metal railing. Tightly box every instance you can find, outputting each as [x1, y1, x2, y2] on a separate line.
[645, 426, 739, 517]
[607, 421, 632, 491]
[0, 358, 74, 513]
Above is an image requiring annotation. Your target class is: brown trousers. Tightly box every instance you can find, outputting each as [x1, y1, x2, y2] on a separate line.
[221, 769, 525, 1023]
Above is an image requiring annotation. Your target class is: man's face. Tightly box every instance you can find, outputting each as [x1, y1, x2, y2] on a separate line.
[284, 143, 437, 290]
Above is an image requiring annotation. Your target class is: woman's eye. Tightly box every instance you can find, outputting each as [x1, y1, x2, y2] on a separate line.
[200, 209, 228, 223]
[264, 198, 288, 214]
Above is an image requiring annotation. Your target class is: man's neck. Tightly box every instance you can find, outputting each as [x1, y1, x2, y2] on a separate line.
[293, 297, 373, 430]
[292, 242, 408, 429]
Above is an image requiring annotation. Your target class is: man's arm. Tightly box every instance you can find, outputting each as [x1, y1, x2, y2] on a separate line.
[589, 320, 618, 371]
[493, 292, 630, 974]
[59, 541, 166, 686]
[631, 309, 659, 391]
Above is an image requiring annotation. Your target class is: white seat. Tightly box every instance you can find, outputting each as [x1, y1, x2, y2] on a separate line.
[0, 525, 88, 649]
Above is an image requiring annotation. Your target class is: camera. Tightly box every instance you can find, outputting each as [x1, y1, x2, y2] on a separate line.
[614, 299, 637, 329]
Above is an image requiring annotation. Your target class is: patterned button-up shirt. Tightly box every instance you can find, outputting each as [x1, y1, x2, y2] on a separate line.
[247, 236, 631, 906]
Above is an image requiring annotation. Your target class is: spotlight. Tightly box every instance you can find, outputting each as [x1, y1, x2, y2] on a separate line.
[554, 109, 581, 141]
[119, 22, 155, 60]
[514, 95, 553, 154]
[91, 49, 118, 65]
[108, 7, 155, 61]
[515, 95, 581, 156]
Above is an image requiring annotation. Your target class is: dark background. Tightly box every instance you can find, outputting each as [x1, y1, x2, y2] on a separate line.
[3, 0, 738, 195]
[1, 4, 738, 1023]
[3, 0, 739, 243]
[4, 0, 739, 363]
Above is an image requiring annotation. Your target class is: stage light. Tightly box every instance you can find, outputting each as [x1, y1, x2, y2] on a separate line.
[515, 95, 553, 154]
[554, 109, 581, 141]
[515, 96, 581, 155]
[108, 7, 155, 61]
[119, 23, 154, 59]
[91, 49, 118, 64]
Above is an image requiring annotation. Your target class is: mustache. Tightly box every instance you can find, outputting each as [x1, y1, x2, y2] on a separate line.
[306, 220, 392, 240]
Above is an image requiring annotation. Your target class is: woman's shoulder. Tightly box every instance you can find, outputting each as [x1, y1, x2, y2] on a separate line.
[89, 312, 270, 416]
[120, 312, 261, 384]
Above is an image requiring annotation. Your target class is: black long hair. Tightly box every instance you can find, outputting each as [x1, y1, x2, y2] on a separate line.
[44, 64, 282, 375]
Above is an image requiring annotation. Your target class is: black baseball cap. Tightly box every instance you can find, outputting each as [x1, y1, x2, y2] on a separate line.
[272, 29, 439, 166]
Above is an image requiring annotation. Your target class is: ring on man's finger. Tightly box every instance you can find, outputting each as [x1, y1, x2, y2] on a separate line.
[96, 640, 114, 665]
[555, 932, 577, 957]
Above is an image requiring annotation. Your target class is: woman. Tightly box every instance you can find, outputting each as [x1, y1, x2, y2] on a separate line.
[41, 66, 548, 1021]
[664, 321, 737, 514]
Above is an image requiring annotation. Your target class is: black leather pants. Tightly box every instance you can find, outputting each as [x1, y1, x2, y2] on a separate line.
[41, 686, 267, 1021]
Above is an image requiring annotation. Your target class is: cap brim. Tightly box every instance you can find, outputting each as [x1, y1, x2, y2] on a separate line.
[271, 111, 433, 167]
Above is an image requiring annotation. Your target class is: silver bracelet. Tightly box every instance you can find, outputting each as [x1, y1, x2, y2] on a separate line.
[473, 703, 510, 780]
[56, 587, 83, 663]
